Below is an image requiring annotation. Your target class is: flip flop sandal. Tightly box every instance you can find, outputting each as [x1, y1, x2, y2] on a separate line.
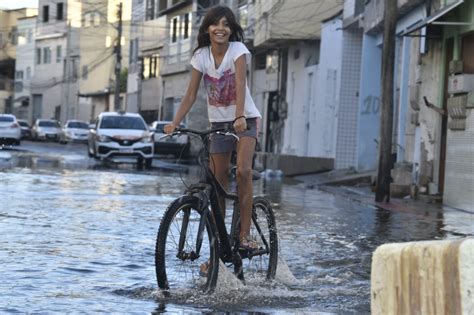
[239, 237, 258, 251]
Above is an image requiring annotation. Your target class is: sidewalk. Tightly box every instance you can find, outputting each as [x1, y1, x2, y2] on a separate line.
[293, 169, 474, 216]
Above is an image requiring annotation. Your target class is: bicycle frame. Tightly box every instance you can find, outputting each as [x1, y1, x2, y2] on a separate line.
[172, 128, 271, 272]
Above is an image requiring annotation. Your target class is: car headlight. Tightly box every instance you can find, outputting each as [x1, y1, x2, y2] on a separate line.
[140, 135, 153, 143]
[96, 135, 111, 142]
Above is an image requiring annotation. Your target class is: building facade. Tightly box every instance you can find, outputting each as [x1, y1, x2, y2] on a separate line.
[0, 8, 37, 115]
[12, 15, 38, 122]
[30, 0, 82, 123]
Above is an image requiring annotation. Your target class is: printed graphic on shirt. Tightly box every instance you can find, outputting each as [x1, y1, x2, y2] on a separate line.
[203, 69, 236, 107]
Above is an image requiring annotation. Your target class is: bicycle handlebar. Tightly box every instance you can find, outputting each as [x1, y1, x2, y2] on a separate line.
[163, 127, 239, 141]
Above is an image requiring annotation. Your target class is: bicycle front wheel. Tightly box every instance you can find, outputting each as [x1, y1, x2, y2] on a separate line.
[155, 195, 219, 293]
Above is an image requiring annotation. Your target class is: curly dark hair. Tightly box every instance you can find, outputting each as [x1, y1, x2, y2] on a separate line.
[194, 5, 245, 54]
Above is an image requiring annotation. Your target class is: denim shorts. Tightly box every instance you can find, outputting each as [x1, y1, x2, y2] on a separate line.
[209, 118, 258, 154]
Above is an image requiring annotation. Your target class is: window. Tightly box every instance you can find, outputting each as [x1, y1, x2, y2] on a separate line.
[43, 5, 49, 22]
[105, 36, 112, 47]
[93, 12, 100, 26]
[15, 81, 23, 93]
[84, 13, 91, 27]
[82, 65, 88, 80]
[170, 16, 179, 43]
[56, 45, 62, 63]
[43, 47, 51, 64]
[146, 0, 155, 20]
[142, 54, 159, 79]
[10, 27, 18, 45]
[27, 29, 33, 43]
[15, 71, 24, 80]
[36, 48, 42, 65]
[158, 0, 167, 11]
[183, 13, 191, 40]
[56, 3, 64, 20]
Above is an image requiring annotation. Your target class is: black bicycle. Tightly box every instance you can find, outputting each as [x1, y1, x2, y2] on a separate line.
[155, 127, 278, 293]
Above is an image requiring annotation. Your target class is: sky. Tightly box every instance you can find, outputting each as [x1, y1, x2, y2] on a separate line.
[0, 0, 38, 9]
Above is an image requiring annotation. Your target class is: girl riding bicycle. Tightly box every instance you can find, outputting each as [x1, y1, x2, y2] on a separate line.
[164, 5, 261, 252]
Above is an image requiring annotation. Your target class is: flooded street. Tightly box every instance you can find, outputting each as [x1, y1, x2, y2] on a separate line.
[1, 142, 473, 313]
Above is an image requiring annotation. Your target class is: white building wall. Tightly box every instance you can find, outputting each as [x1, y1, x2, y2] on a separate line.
[309, 17, 343, 158]
[13, 17, 36, 122]
[283, 43, 319, 156]
[31, 35, 67, 120]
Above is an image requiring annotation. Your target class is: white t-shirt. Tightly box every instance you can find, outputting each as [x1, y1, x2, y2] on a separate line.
[190, 41, 261, 122]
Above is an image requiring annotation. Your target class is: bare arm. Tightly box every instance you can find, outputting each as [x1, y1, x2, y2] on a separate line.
[233, 55, 247, 132]
[164, 68, 202, 134]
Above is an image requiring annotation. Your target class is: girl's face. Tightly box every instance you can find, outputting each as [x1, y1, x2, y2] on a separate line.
[207, 16, 232, 46]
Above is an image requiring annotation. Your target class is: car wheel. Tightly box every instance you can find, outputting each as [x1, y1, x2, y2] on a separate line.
[137, 158, 144, 170]
[15, 139, 21, 146]
[145, 158, 153, 169]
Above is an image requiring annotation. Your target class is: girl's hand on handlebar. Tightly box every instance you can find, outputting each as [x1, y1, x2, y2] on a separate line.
[164, 123, 177, 134]
[233, 116, 247, 133]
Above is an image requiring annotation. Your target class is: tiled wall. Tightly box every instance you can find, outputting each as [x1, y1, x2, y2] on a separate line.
[335, 28, 363, 169]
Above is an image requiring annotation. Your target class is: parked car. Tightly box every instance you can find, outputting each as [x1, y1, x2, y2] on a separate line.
[150, 120, 190, 158]
[88, 112, 154, 169]
[17, 119, 32, 140]
[32, 119, 63, 142]
[0, 114, 21, 145]
[60, 120, 89, 144]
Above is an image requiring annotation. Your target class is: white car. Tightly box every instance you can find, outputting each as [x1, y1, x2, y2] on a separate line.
[0, 114, 21, 145]
[88, 112, 154, 168]
[60, 120, 89, 144]
[32, 119, 63, 142]
[150, 120, 190, 158]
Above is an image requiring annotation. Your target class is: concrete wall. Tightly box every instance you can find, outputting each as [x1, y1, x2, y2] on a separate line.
[309, 17, 343, 159]
[357, 34, 381, 171]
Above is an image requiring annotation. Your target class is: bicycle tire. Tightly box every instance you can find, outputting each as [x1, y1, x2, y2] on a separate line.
[232, 196, 278, 281]
[251, 196, 278, 280]
[155, 195, 219, 293]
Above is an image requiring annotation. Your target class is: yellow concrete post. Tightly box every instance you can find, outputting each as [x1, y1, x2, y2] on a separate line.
[371, 238, 473, 315]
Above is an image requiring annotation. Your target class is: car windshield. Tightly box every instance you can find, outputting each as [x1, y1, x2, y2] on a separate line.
[100, 116, 146, 130]
[18, 121, 29, 127]
[67, 121, 89, 129]
[0, 116, 14, 122]
[38, 121, 60, 127]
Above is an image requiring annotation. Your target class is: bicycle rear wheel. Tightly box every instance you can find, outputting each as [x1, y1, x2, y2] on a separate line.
[241, 196, 278, 281]
[155, 195, 219, 293]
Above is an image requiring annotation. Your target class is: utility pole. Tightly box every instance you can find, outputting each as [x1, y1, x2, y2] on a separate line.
[375, 0, 397, 202]
[114, 2, 123, 111]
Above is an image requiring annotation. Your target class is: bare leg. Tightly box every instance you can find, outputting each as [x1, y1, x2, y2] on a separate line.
[209, 152, 232, 217]
[235, 137, 256, 241]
